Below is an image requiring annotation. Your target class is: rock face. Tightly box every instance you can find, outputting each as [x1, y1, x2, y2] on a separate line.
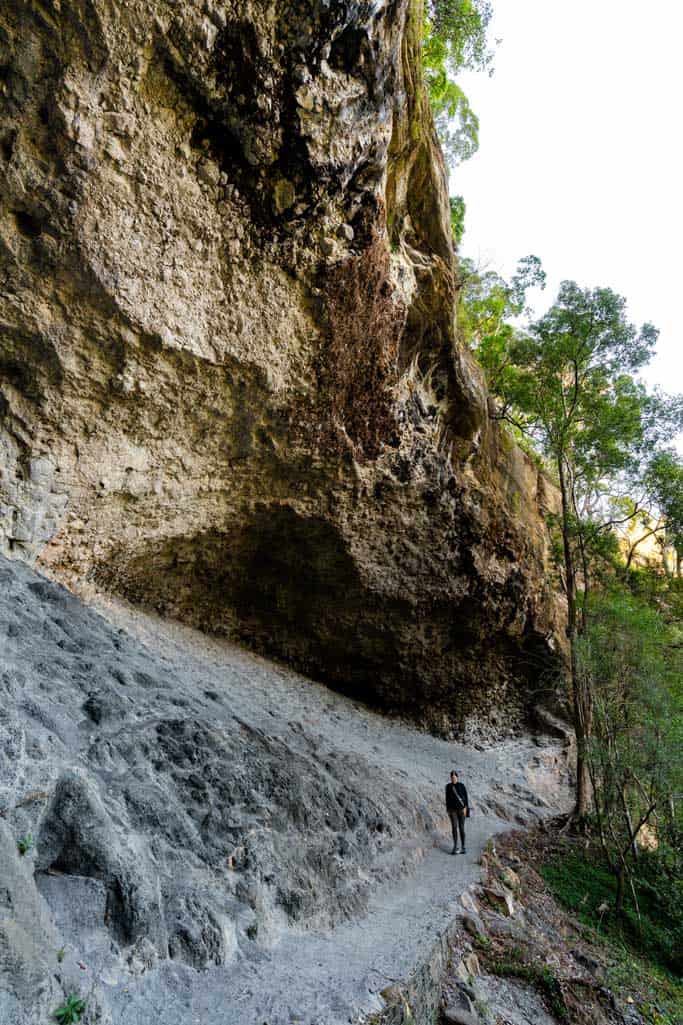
[0, 0, 564, 729]
[0, 553, 572, 1025]
[0, 553, 432, 1023]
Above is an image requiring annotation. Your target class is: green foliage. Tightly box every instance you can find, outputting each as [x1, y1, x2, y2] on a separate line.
[428, 0, 494, 72]
[645, 449, 683, 559]
[579, 583, 683, 829]
[541, 847, 683, 977]
[502, 283, 660, 478]
[460, 254, 545, 393]
[449, 194, 466, 244]
[541, 845, 683, 1024]
[54, 993, 86, 1024]
[422, 0, 494, 166]
[17, 833, 34, 856]
[472, 930, 491, 950]
[470, 274, 682, 815]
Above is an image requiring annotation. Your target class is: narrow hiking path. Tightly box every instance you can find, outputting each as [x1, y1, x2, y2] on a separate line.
[0, 557, 572, 1025]
[90, 593, 573, 1025]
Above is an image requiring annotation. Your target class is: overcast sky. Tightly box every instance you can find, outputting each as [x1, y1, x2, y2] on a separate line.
[452, 0, 682, 398]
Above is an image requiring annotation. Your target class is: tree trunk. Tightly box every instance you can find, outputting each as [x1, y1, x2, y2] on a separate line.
[615, 864, 626, 914]
[558, 457, 591, 816]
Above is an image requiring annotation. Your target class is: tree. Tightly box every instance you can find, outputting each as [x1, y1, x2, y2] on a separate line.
[491, 282, 665, 814]
[644, 449, 683, 575]
[449, 195, 466, 245]
[422, 0, 494, 166]
[460, 254, 545, 392]
[578, 586, 680, 913]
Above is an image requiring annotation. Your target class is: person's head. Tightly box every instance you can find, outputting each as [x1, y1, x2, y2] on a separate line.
[450, 770, 458, 782]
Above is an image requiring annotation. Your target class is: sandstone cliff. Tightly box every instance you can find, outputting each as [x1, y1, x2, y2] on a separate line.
[0, 0, 564, 729]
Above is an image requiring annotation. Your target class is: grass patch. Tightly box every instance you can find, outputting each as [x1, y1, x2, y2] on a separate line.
[541, 847, 683, 1025]
[540, 850, 682, 974]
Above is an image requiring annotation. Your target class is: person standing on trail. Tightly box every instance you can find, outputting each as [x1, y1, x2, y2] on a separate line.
[445, 770, 468, 855]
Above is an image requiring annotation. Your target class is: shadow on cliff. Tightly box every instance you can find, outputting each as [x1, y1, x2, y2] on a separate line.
[101, 503, 559, 732]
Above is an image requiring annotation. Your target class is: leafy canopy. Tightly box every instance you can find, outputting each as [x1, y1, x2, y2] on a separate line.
[645, 449, 683, 558]
[460, 254, 545, 391]
[496, 282, 661, 490]
[422, 0, 494, 166]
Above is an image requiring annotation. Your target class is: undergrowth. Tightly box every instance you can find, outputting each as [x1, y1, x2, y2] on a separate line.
[541, 846, 683, 1025]
[541, 849, 682, 975]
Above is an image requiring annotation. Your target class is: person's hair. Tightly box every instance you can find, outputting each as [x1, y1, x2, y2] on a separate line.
[450, 770, 458, 778]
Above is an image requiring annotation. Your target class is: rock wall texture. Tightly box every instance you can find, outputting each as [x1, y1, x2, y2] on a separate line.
[0, 0, 565, 729]
[0, 553, 571, 1025]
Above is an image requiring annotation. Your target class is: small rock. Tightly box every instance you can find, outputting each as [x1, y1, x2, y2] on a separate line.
[338, 222, 354, 241]
[296, 86, 315, 111]
[273, 178, 296, 214]
[460, 890, 480, 915]
[105, 137, 126, 163]
[570, 948, 601, 974]
[462, 913, 485, 938]
[443, 1008, 479, 1025]
[198, 159, 220, 186]
[320, 237, 335, 256]
[457, 982, 476, 1002]
[482, 885, 515, 916]
[379, 984, 402, 1005]
[464, 952, 480, 976]
[450, 986, 476, 1015]
[500, 867, 520, 891]
[454, 960, 470, 985]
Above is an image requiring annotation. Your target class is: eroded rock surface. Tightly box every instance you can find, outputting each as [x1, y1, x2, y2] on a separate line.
[0, 0, 564, 728]
[0, 554, 572, 1025]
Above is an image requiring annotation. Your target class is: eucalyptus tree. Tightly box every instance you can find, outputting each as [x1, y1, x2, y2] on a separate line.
[489, 282, 665, 814]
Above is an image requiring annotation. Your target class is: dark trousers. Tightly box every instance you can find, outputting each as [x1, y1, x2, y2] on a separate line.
[449, 809, 466, 849]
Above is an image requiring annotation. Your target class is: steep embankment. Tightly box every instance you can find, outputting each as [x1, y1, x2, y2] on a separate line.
[0, 0, 564, 730]
[0, 555, 571, 1025]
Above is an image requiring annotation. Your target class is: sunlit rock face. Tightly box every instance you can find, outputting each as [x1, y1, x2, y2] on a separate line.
[0, 0, 564, 730]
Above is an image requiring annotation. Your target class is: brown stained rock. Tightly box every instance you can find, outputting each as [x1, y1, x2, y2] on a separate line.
[0, 0, 566, 732]
[482, 886, 515, 917]
[463, 952, 481, 977]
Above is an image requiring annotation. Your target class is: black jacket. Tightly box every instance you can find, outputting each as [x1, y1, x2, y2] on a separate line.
[445, 781, 468, 812]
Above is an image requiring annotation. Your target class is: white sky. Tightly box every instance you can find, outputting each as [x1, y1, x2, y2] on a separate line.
[452, 0, 682, 397]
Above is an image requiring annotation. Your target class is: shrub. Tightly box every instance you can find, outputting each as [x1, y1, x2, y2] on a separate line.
[53, 993, 86, 1024]
[17, 833, 34, 856]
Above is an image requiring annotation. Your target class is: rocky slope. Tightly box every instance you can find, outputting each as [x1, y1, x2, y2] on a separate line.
[0, 553, 571, 1025]
[0, 0, 565, 730]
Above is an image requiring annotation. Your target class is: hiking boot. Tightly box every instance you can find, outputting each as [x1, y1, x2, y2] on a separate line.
[451, 846, 458, 855]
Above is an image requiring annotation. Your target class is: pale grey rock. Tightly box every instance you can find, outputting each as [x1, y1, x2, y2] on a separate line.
[0, 554, 571, 1024]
